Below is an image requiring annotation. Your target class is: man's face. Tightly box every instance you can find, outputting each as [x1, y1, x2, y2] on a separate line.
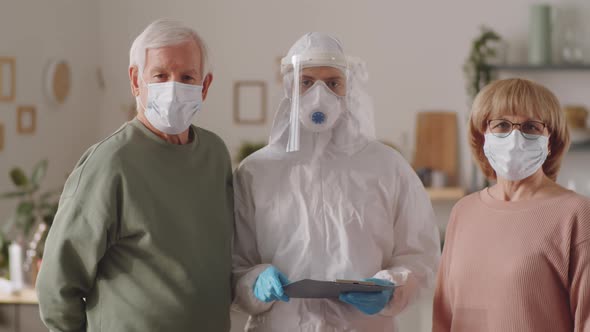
[130, 40, 212, 113]
[299, 66, 346, 96]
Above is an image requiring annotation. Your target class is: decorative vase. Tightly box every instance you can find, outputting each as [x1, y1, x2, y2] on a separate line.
[529, 4, 552, 65]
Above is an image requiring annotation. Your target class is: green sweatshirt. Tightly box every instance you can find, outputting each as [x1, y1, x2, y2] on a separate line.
[36, 118, 234, 332]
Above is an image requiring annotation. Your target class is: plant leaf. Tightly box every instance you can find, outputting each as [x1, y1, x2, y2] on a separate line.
[9, 168, 29, 188]
[22, 216, 36, 236]
[17, 201, 34, 216]
[0, 232, 6, 254]
[0, 191, 27, 199]
[2, 215, 17, 234]
[24, 184, 40, 196]
[16, 201, 35, 216]
[31, 160, 49, 187]
[39, 189, 61, 202]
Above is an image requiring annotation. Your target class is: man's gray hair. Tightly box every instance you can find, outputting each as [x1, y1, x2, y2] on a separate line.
[129, 18, 211, 78]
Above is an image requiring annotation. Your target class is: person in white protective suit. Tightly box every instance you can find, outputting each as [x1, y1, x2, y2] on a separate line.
[232, 32, 440, 331]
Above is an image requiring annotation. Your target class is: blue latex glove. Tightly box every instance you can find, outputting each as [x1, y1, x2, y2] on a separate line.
[339, 278, 395, 315]
[253, 266, 291, 303]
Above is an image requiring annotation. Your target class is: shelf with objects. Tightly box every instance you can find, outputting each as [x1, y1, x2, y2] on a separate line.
[487, 64, 590, 72]
[570, 140, 590, 152]
[559, 138, 590, 198]
[411, 111, 467, 203]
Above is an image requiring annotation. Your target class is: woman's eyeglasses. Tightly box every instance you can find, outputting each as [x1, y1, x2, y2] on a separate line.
[487, 119, 547, 140]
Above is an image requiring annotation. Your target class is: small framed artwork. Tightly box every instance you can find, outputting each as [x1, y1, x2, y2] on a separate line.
[0, 57, 16, 102]
[233, 81, 267, 125]
[0, 122, 4, 151]
[17, 105, 37, 134]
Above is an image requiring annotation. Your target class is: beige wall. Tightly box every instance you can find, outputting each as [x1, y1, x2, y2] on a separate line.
[95, 0, 590, 185]
[3, 0, 588, 195]
[0, 0, 101, 223]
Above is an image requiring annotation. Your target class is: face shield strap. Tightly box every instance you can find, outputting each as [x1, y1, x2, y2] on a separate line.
[286, 55, 301, 153]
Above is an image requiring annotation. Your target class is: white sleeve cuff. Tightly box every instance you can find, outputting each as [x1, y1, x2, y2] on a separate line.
[373, 267, 420, 317]
[233, 264, 275, 316]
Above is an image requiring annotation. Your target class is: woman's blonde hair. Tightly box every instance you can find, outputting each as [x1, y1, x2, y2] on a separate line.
[469, 78, 570, 181]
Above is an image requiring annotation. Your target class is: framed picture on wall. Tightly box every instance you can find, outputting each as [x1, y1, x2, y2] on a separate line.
[17, 105, 37, 134]
[233, 80, 267, 125]
[0, 57, 16, 102]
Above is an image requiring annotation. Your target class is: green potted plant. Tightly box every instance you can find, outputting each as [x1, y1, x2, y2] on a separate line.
[464, 26, 502, 190]
[0, 160, 61, 280]
[463, 26, 502, 101]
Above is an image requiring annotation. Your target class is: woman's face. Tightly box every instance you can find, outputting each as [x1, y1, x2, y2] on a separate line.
[483, 114, 552, 182]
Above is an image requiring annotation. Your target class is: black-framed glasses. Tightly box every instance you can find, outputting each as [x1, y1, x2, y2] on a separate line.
[487, 119, 547, 140]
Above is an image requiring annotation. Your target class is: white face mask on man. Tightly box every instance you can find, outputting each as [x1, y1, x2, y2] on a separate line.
[298, 81, 345, 132]
[138, 73, 203, 135]
[483, 130, 549, 181]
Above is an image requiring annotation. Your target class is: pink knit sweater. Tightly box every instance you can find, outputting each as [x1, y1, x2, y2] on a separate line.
[433, 189, 590, 332]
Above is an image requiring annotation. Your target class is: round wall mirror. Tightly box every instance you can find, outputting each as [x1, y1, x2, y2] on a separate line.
[44, 59, 71, 105]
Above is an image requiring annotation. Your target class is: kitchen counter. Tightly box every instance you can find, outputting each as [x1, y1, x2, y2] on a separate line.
[0, 289, 45, 332]
[0, 289, 38, 305]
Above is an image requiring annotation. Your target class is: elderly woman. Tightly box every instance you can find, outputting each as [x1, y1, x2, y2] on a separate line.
[433, 78, 590, 332]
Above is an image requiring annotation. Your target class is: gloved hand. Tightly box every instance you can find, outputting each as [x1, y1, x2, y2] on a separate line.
[339, 278, 395, 315]
[253, 266, 291, 303]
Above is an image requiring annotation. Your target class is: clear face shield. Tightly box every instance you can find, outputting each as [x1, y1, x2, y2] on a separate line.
[281, 53, 348, 152]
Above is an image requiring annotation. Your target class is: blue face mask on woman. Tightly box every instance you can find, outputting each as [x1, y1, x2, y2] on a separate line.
[483, 130, 549, 181]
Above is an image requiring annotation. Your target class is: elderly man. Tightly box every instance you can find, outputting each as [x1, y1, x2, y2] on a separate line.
[36, 19, 233, 331]
[232, 32, 440, 331]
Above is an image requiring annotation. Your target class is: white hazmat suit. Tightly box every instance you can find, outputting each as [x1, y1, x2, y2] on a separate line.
[232, 32, 440, 331]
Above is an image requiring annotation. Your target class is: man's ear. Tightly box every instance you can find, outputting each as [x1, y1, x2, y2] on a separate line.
[129, 66, 140, 97]
[202, 73, 213, 101]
